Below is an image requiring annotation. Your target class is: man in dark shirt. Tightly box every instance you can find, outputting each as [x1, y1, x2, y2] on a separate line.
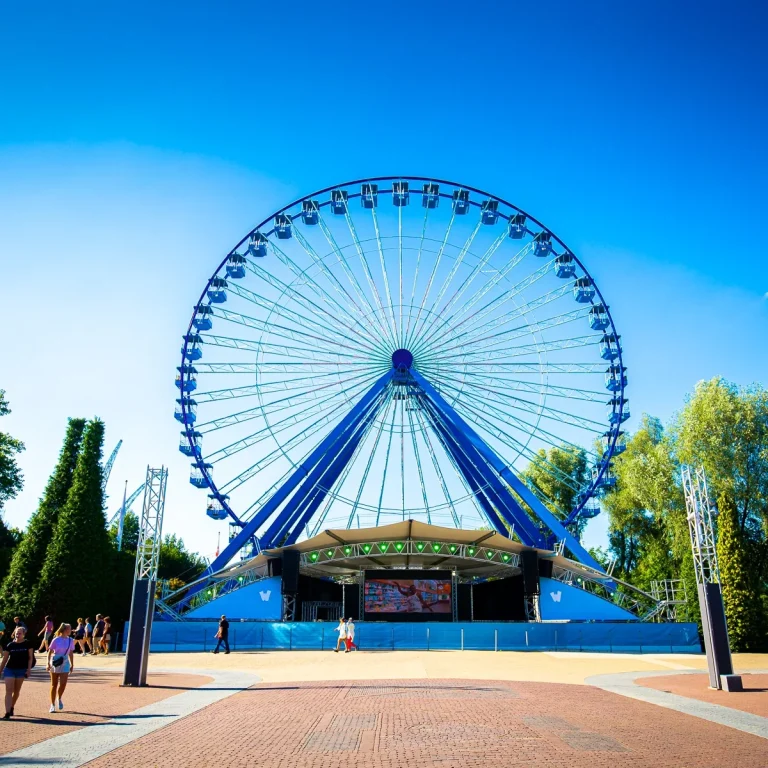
[212, 615, 230, 654]
[92, 614, 105, 655]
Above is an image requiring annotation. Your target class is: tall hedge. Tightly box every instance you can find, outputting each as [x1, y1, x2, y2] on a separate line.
[0, 418, 86, 624]
[34, 419, 112, 622]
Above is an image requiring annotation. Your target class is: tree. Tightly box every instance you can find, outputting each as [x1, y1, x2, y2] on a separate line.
[0, 390, 25, 511]
[0, 418, 86, 625]
[521, 445, 589, 539]
[158, 534, 207, 583]
[0, 521, 22, 581]
[34, 419, 112, 622]
[717, 493, 766, 651]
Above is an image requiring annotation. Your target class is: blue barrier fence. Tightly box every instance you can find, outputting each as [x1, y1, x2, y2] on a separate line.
[126, 621, 701, 654]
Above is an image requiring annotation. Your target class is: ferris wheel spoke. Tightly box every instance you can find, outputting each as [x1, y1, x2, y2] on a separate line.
[343, 210, 399, 348]
[200, 332, 387, 365]
[370, 207, 400, 343]
[405, 394, 432, 524]
[405, 208, 457, 352]
[422, 306, 591, 362]
[409, 216, 482, 348]
[411, 239, 536, 355]
[266, 240, 385, 348]
[403, 204, 431, 346]
[417, 361, 605, 375]
[375, 393, 399, 526]
[290, 222, 393, 347]
[413, 258, 557, 357]
[344, 390, 395, 528]
[412, 404, 461, 527]
[228, 274, 381, 355]
[212, 306, 383, 360]
[315, 212, 397, 347]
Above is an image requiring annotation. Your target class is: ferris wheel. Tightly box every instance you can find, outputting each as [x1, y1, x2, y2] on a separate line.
[175, 177, 628, 573]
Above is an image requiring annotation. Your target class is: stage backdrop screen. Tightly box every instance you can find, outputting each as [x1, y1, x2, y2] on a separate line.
[364, 570, 452, 619]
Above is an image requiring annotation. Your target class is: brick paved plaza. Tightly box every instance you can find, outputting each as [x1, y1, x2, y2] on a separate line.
[1, 652, 766, 767]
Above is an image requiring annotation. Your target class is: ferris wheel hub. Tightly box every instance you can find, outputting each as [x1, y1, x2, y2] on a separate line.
[391, 349, 414, 370]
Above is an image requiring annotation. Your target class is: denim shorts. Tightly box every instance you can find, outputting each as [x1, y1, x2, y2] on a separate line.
[3, 668, 27, 679]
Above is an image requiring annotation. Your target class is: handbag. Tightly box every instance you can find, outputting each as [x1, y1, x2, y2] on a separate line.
[52, 655, 64, 667]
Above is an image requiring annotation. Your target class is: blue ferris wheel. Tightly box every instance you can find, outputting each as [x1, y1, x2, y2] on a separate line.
[175, 177, 628, 575]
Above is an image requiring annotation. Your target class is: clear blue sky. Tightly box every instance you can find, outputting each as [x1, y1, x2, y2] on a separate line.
[1, 1, 766, 559]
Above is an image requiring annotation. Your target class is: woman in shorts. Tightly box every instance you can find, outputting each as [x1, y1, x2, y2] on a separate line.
[46, 623, 74, 713]
[100, 617, 112, 655]
[0, 626, 34, 719]
[37, 615, 54, 653]
[73, 619, 87, 654]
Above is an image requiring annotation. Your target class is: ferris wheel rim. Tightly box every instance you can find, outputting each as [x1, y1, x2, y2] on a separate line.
[179, 176, 627, 535]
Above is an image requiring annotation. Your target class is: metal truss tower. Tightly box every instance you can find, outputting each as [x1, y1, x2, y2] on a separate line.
[123, 466, 168, 687]
[681, 465, 737, 690]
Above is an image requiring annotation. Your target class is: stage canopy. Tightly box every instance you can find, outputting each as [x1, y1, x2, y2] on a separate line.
[210, 520, 610, 582]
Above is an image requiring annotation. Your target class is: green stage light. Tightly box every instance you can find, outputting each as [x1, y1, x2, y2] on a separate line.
[467, 547, 476, 556]
[207, 590, 212, 596]
[394, 541, 405, 552]
[310, 551, 319, 562]
[431, 542, 442, 553]
[326, 549, 334, 559]
[362, 543, 372, 554]
[448, 544, 458, 554]
[344, 546, 353, 555]
[238, 575, 244, 582]
[501, 553, 510, 562]
[486, 550, 495, 559]
[378, 542, 389, 553]
[416, 541, 426, 552]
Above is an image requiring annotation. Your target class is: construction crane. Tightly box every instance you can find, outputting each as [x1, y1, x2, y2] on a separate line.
[108, 481, 146, 551]
[102, 440, 123, 496]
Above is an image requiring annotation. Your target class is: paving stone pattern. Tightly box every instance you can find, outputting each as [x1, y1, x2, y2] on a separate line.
[84, 679, 768, 768]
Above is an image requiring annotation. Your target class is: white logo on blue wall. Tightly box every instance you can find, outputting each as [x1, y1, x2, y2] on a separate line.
[259, 590, 272, 602]
[550, 591, 562, 603]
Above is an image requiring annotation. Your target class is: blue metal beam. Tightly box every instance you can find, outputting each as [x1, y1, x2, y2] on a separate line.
[411, 369, 605, 572]
[421, 398, 544, 545]
[203, 370, 393, 575]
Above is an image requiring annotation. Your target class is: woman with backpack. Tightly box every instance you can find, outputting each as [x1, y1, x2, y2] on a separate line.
[0, 626, 34, 719]
[46, 623, 74, 713]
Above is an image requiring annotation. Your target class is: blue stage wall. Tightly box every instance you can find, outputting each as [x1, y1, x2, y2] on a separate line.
[185, 577, 283, 620]
[130, 620, 700, 653]
[538, 577, 637, 621]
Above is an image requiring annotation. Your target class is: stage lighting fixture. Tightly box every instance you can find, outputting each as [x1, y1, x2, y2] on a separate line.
[467, 547, 476, 556]
[486, 550, 495, 559]
[326, 549, 334, 558]
[431, 543, 441, 553]
[378, 542, 390, 553]
[362, 543, 372, 554]
[501, 553, 511, 562]
[395, 541, 405, 552]
[416, 542, 426, 552]
[310, 551, 319, 562]
[448, 544, 458, 554]
[344, 546, 353, 555]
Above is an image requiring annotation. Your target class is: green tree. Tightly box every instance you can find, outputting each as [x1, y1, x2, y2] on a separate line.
[0, 521, 22, 581]
[717, 493, 766, 651]
[521, 445, 589, 539]
[0, 418, 86, 624]
[0, 391, 25, 511]
[158, 534, 207, 582]
[34, 419, 112, 621]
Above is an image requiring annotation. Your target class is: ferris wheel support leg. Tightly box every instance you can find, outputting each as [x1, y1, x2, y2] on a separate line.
[426, 406, 534, 540]
[200, 371, 394, 578]
[411, 370, 605, 572]
[260, 405, 382, 549]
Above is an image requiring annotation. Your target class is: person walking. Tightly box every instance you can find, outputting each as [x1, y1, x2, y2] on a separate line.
[100, 617, 112, 655]
[333, 617, 347, 652]
[12, 617, 27, 632]
[91, 614, 105, 655]
[212, 615, 230, 654]
[0, 626, 34, 719]
[46, 623, 74, 713]
[84, 617, 93, 654]
[37, 616, 54, 653]
[345, 618, 357, 652]
[73, 619, 87, 654]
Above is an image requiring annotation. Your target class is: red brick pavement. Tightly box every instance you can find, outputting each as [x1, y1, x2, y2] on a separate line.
[639, 673, 768, 718]
[85, 679, 768, 768]
[0, 667, 212, 755]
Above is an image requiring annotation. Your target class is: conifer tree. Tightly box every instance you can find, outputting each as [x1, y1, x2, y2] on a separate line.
[0, 418, 86, 624]
[716, 493, 765, 651]
[34, 419, 112, 621]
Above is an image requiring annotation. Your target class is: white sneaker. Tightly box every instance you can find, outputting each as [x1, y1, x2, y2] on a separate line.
[49, 704, 55, 713]
[58, 700, 64, 710]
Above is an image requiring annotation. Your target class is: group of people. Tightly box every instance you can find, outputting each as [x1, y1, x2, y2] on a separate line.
[0, 613, 112, 720]
[334, 617, 357, 652]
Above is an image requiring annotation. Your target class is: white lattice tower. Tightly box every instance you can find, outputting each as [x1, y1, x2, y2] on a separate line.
[681, 465, 720, 586]
[135, 466, 168, 581]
